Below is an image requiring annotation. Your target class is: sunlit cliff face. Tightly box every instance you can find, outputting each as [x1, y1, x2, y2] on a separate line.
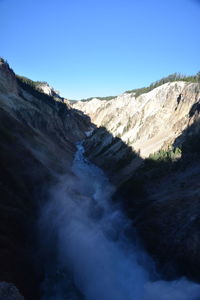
[73, 82, 200, 184]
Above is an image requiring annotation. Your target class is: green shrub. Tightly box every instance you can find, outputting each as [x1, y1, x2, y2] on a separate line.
[149, 147, 182, 162]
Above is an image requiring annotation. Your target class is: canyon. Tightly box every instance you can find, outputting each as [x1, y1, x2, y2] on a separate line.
[1, 58, 200, 299]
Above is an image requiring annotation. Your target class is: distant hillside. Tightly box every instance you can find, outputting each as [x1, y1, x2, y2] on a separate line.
[74, 80, 200, 185]
[125, 72, 200, 97]
[79, 95, 117, 102]
[72, 72, 200, 103]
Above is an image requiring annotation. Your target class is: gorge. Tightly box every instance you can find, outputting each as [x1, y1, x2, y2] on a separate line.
[1, 58, 200, 300]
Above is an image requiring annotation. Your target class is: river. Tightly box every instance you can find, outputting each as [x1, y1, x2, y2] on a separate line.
[39, 143, 200, 300]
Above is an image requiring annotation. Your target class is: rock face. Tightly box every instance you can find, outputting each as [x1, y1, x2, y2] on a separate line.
[0, 282, 24, 300]
[74, 80, 200, 282]
[0, 60, 91, 299]
[73, 82, 200, 184]
[118, 137, 200, 281]
[36, 82, 60, 98]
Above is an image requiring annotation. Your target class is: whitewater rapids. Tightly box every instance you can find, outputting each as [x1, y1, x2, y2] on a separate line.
[39, 143, 200, 300]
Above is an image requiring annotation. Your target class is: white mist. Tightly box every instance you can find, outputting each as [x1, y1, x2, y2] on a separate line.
[39, 143, 200, 300]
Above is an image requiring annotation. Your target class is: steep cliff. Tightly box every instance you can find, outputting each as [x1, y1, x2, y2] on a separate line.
[0, 59, 91, 299]
[117, 123, 200, 281]
[73, 82, 200, 184]
[74, 80, 200, 282]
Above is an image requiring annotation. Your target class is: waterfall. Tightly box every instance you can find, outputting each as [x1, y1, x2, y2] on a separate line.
[39, 143, 200, 300]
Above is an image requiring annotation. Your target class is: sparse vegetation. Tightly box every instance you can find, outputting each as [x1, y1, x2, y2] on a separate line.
[74, 71, 200, 103]
[138, 147, 182, 175]
[16, 75, 47, 91]
[118, 147, 183, 203]
[16, 75, 69, 118]
[148, 147, 182, 162]
[16, 75, 57, 107]
[80, 95, 117, 102]
[125, 72, 200, 97]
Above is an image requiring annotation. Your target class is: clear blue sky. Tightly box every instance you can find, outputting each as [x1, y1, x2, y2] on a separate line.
[0, 0, 199, 99]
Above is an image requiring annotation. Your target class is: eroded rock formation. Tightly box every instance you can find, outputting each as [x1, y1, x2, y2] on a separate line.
[74, 82, 200, 184]
[0, 60, 91, 299]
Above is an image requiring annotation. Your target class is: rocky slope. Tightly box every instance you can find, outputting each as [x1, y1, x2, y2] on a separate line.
[0, 60, 91, 299]
[0, 282, 24, 300]
[73, 82, 197, 157]
[36, 81, 60, 98]
[73, 82, 200, 184]
[117, 124, 200, 281]
[74, 81, 200, 282]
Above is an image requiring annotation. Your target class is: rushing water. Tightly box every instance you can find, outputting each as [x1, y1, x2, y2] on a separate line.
[39, 143, 200, 300]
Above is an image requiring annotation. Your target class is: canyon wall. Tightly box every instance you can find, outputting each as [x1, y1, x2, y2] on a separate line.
[0, 60, 91, 299]
[74, 81, 200, 281]
[1, 58, 200, 297]
[74, 82, 200, 184]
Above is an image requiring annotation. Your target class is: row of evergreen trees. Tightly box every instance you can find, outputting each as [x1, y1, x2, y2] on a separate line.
[80, 71, 200, 102]
[126, 72, 200, 97]
[16, 75, 47, 90]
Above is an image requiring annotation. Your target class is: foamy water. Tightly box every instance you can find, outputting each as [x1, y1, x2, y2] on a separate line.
[39, 143, 200, 300]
